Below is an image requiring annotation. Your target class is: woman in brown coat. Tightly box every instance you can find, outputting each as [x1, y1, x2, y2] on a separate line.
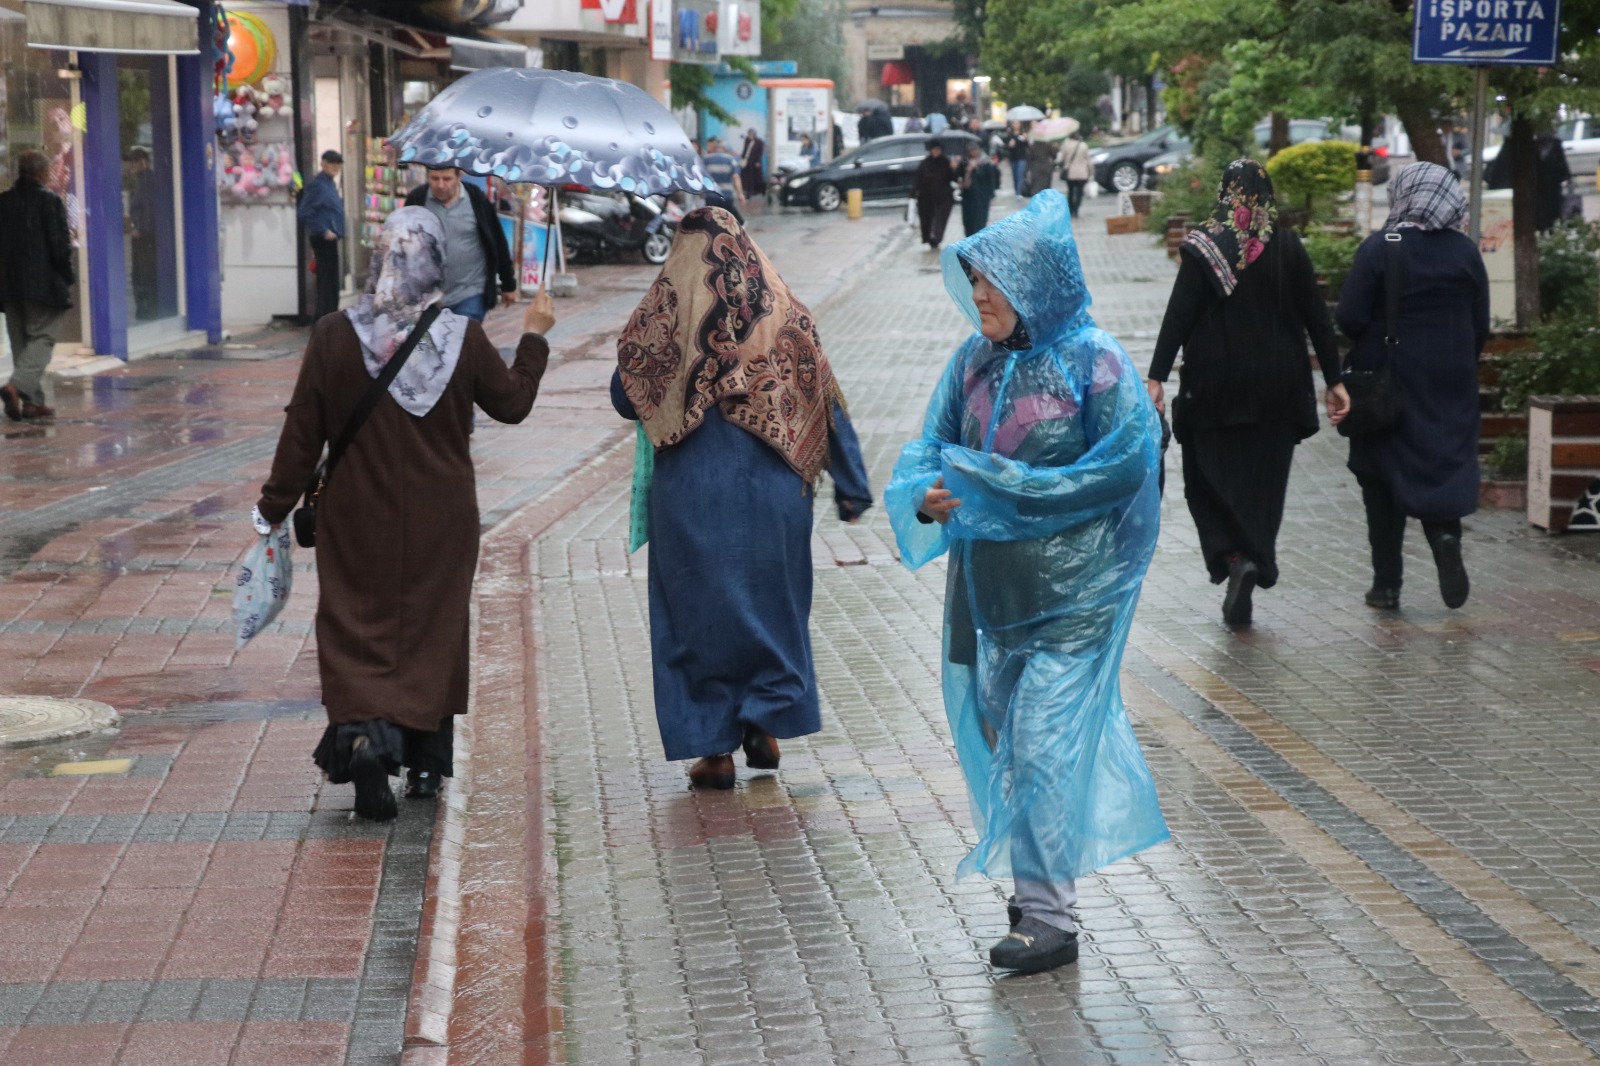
[256, 207, 553, 820]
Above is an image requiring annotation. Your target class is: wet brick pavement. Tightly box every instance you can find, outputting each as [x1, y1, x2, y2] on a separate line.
[3, 194, 1600, 1064]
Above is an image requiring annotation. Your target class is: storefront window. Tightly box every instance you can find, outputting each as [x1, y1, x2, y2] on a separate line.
[118, 57, 179, 325]
[0, 21, 85, 345]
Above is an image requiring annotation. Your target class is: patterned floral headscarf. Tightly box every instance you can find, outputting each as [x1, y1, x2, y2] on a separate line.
[616, 207, 844, 483]
[1384, 161, 1467, 232]
[1181, 159, 1277, 298]
[345, 206, 469, 417]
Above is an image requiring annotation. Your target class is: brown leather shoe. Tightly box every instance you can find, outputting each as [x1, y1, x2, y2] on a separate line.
[688, 754, 735, 790]
[20, 401, 54, 420]
[742, 728, 780, 770]
[0, 383, 21, 422]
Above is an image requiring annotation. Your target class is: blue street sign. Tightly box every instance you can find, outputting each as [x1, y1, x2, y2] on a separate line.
[1413, 0, 1562, 64]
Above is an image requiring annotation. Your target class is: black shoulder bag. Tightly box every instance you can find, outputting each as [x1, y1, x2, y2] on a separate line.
[1337, 232, 1405, 438]
[292, 305, 442, 548]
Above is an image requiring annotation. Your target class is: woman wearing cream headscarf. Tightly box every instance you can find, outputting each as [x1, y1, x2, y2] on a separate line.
[612, 206, 872, 791]
[256, 207, 554, 820]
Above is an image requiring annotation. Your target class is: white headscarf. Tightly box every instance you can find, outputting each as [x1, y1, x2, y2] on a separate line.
[345, 206, 469, 417]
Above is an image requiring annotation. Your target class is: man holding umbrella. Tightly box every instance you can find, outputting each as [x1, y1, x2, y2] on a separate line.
[404, 168, 517, 322]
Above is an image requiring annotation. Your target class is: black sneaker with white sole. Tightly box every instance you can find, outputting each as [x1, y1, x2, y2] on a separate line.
[989, 916, 1079, 974]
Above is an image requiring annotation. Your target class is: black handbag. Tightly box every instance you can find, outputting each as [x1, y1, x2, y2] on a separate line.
[1337, 232, 1405, 439]
[293, 306, 441, 548]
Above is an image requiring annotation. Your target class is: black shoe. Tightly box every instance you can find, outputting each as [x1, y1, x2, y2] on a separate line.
[1006, 895, 1022, 928]
[405, 769, 442, 799]
[0, 383, 21, 422]
[742, 727, 780, 770]
[1222, 556, 1259, 626]
[1364, 586, 1400, 610]
[1431, 534, 1469, 609]
[989, 916, 1079, 974]
[349, 739, 398, 822]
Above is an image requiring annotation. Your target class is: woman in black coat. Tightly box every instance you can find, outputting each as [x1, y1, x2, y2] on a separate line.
[1335, 162, 1489, 611]
[1147, 160, 1347, 626]
[912, 140, 956, 249]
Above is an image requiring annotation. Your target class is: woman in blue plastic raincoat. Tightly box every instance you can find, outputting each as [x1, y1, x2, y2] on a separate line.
[886, 190, 1168, 974]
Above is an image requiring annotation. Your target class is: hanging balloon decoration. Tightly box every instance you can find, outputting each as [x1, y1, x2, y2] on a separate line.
[224, 12, 277, 87]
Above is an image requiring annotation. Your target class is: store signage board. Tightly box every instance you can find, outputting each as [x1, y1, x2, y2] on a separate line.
[650, 0, 673, 60]
[1412, 0, 1561, 64]
[673, 0, 720, 63]
[717, 0, 760, 56]
[582, 0, 639, 22]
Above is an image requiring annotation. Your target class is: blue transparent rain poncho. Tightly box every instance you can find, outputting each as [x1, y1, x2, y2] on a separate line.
[886, 191, 1169, 885]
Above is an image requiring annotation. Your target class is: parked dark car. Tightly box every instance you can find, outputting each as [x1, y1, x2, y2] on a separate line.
[1142, 119, 1390, 189]
[776, 131, 984, 212]
[1091, 125, 1192, 193]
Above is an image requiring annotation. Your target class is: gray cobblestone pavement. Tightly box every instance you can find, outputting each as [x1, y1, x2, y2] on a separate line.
[527, 196, 1600, 1064]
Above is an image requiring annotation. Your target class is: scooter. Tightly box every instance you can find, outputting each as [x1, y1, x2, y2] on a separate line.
[557, 188, 676, 265]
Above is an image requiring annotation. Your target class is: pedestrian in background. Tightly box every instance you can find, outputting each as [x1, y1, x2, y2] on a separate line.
[0, 149, 74, 422]
[913, 139, 957, 249]
[740, 128, 768, 203]
[700, 137, 746, 219]
[404, 167, 517, 322]
[1004, 122, 1030, 197]
[1147, 160, 1345, 626]
[797, 132, 821, 169]
[905, 111, 926, 134]
[1336, 162, 1488, 611]
[255, 208, 553, 820]
[860, 104, 895, 142]
[957, 142, 1000, 236]
[925, 109, 949, 136]
[1057, 131, 1093, 218]
[886, 190, 1167, 975]
[1025, 135, 1056, 200]
[610, 206, 872, 791]
[298, 149, 346, 321]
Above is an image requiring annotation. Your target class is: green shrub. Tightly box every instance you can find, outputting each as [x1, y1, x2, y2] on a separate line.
[1492, 314, 1600, 412]
[1302, 229, 1362, 297]
[1145, 156, 1225, 236]
[1484, 434, 1528, 481]
[1538, 221, 1600, 321]
[1265, 140, 1358, 224]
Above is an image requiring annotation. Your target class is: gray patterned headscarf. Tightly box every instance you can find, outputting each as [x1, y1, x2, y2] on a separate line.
[345, 206, 469, 417]
[1384, 162, 1467, 233]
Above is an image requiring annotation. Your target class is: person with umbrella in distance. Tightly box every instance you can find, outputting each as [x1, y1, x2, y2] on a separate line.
[403, 167, 517, 323]
[859, 100, 895, 142]
[913, 139, 958, 250]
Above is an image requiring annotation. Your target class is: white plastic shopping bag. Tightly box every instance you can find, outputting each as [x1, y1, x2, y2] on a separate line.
[905, 198, 917, 227]
[232, 526, 293, 649]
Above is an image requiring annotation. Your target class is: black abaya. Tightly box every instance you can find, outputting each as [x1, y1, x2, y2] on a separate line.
[914, 154, 956, 247]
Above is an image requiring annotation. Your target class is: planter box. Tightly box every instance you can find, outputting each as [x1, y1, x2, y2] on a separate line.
[1528, 396, 1600, 532]
[1106, 214, 1144, 235]
[1164, 213, 1192, 259]
[1127, 190, 1155, 216]
[1481, 480, 1527, 510]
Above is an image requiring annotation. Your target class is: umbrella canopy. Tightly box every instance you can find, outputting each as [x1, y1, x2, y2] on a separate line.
[388, 67, 711, 195]
[1006, 105, 1046, 122]
[1031, 116, 1081, 141]
[856, 98, 890, 114]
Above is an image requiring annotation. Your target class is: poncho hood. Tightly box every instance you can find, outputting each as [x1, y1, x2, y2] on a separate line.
[940, 190, 1094, 352]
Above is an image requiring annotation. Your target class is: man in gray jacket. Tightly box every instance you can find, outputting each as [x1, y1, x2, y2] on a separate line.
[0, 150, 75, 421]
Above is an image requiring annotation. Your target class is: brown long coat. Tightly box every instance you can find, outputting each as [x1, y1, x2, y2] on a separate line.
[257, 313, 548, 731]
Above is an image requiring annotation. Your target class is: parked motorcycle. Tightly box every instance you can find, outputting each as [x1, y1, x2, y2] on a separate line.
[557, 188, 676, 265]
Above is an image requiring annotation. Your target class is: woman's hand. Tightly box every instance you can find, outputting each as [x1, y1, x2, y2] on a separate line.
[1325, 382, 1351, 425]
[524, 290, 556, 336]
[1145, 378, 1166, 416]
[920, 477, 962, 524]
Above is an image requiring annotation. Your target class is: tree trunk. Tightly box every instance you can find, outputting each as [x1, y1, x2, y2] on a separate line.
[1509, 113, 1540, 327]
[1394, 96, 1450, 166]
[1146, 73, 1158, 131]
[1267, 112, 1290, 156]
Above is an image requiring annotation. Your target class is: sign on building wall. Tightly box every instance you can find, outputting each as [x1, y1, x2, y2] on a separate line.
[717, 0, 760, 56]
[1412, 0, 1561, 64]
[582, 0, 639, 23]
[673, 0, 719, 63]
[650, 0, 674, 59]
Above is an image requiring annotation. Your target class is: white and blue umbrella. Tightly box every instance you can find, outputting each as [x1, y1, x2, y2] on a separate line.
[388, 67, 712, 195]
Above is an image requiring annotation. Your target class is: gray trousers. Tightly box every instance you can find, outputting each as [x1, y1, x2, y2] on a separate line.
[4, 301, 67, 403]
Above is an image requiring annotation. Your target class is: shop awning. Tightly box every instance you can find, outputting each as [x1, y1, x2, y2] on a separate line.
[880, 61, 915, 87]
[448, 35, 529, 71]
[26, 0, 200, 54]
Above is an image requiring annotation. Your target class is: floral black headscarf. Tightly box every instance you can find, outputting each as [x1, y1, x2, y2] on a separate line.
[1181, 159, 1277, 298]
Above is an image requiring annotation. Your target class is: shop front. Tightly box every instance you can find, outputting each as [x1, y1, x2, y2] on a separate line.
[0, 0, 222, 363]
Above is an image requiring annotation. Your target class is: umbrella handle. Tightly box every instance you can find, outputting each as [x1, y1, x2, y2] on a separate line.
[538, 187, 557, 295]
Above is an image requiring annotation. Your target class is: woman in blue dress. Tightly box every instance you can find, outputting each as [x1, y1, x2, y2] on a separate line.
[887, 191, 1168, 974]
[611, 206, 872, 790]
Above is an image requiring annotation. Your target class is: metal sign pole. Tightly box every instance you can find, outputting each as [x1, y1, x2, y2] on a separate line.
[1468, 66, 1489, 243]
